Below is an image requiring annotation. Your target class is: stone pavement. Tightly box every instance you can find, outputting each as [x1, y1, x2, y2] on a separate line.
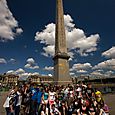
[0, 91, 8, 115]
[103, 94, 115, 115]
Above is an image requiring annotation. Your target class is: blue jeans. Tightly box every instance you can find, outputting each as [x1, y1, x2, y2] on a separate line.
[15, 106, 20, 115]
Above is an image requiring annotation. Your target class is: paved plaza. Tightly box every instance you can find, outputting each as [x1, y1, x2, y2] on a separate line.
[103, 94, 115, 114]
[0, 92, 8, 115]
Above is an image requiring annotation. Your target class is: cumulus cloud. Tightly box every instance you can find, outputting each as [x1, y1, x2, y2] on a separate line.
[48, 74, 53, 76]
[77, 70, 87, 73]
[35, 14, 99, 58]
[6, 68, 39, 80]
[105, 70, 114, 75]
[44, 66, 54, 71]
[0, 58, 7, 64]
[102, 46, 115, 59]
[19, 72, 39, 77]
[70, 72, 75, 76]
[25, 64, 39, 69]
[6, 70, 15, 74]
[42, 45, 55, 57]
[26, 58, 35, 64]
[15, 68, 25, 74]
[6, 68, 25, 75]
[90, 70, 115, 78]
[90, 71, 103, 77]
[96, 69, 104, 72]
[0, 0, 23, 41]
[24, 58, 39, 69]
[71, 63, 92, 71]
[93, 59, 115, 70]
[19, 72, 39, 80]
[8, 58, 16, 64]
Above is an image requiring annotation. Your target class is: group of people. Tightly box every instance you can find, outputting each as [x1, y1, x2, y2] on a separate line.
[3, 82, 110, 115]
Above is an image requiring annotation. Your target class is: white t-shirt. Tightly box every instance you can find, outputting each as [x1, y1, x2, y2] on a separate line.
[16, 91, 22, 106]
[69, 90, 74, 97]
[3, 89, 15, 108]
[3, 96, 12, 108]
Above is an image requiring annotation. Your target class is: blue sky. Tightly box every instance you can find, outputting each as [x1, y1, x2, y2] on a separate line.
[0, 0, 115, 78]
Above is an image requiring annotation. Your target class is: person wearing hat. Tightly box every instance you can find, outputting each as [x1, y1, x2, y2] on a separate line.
[95, 90, 104, 114]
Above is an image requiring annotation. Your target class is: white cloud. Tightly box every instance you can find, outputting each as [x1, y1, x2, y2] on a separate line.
[42, 45, 55, 57]
[25, 64, 39, 69]
[9, 58, 15, 62]
[6, 68, 25, 75]
[35, 14, 99, 57]
[6, 68, 39, 80]
[90, 70, 115, 78]
[16, 28, 23, 34]
[19, 72, 39, 80]
[15, 68, 25, 74]
[48, 74, 53, 77]
[105, 70, 114, 75]
[96, 69, 104, 72]
[44, 66, 54, 71]
[90, 71, 103, 77]
[35, 23, 55, 45]
[27, 58, 35, 64]
[18, 73, 29, 80]
[0, 0, 23, 41]
[25, 58, 39, 69]
[67, 30, 99, 56]
[0, 58, 7, 64]
[31, 72, 39, 76]
[77, 70, 87, 73]
[93, 59, 115, 70]
[8, 58, 16, 64]
[64, 14, 75, 28]
[71, 63, 92, 71]
[102, 46, 115, 59]
[6, 70, 15, 74]
[70, 72, 75, 76]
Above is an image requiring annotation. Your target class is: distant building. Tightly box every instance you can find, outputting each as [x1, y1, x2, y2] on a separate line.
[0, 74, 19, 86]
[27, 75, 53, 84]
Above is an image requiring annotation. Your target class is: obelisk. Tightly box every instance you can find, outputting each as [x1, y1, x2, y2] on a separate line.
[53, 0, 72, 85]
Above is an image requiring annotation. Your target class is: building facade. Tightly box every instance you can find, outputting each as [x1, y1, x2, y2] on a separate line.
[27, 75, 53, 84]
[0, 74, 19, 86]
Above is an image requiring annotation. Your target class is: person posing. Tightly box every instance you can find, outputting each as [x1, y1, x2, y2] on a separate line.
[77, 102, 90, 115]
[40, 104, 48, 115]
[59, 101, 68, 115]
[85, 83, 95, 100]
[14, 87, 22, 115]
[50, 104, 61, 115]
[48, 88, 56, 108]
[3, 90, 15, 115]
[3, 86, 20, 115]
[36, 86, 43, 115]
[42, 87, 49, 105]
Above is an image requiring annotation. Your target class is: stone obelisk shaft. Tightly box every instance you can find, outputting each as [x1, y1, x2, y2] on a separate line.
[55, 0, 67, 53]
[54, 0, 72, 85]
